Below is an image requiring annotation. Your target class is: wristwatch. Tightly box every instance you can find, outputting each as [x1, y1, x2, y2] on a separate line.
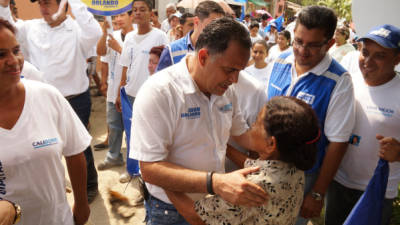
[9, 201, 21, 224]
[311, 190, 324, 201]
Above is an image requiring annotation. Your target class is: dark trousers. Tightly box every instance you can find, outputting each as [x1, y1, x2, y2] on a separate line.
[67, 89, 98, 192]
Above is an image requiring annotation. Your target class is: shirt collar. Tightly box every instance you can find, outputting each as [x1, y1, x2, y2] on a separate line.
[176, 53, 200, 94]
[287, 52, 333, 76]
[185, 30, 195, 51]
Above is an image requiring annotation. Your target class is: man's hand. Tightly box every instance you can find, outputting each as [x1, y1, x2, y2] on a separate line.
[213, 167, 268, 207]
[377, 134, 400, 162]
[73, 203, 90, 225]
[299, 193, 324, 219]
[0, 200, 15, 225]
[0, 0, 10, 7]
[115, 94, 122, 112]
[107, 34, 122, 53]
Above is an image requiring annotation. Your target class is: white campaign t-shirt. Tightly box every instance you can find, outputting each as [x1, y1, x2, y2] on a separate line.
[328, 42, 356, 63]
[130, 55, 248, 203]
[335, 72, 400, 199]
[21, 60, 44, 82]
[244, 63, 272, 88]
[120, 28, 168, 97]
[0, 80, 92, 225]
[340, 51, 360, 77]
[267, 45, 292, 64]
[100, 29, 130, 103]
[250, 34, 263, 44]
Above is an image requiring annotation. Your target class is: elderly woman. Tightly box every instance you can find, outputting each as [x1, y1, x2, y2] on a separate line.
[0, 18, 90, 225]
[328, 26, 356, 62]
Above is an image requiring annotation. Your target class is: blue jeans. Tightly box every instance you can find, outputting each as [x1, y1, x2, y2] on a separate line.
[67, 89, 98, 192]
[325, 180, 394, 225]
[144, 195, 190, 225]
[295, 171, 319, 225]
[106, 102, 124, 163]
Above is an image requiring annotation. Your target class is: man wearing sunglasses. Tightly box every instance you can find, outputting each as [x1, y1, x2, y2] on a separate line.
[266, 6, 356, 225]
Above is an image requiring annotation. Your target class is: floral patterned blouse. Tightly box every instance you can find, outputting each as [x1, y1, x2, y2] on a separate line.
[195, 159, 304, 225]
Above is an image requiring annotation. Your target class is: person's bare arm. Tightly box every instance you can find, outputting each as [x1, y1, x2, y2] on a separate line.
[226, 144, 248, 168]
[0, 200, 15, 225]
[115, 66, 128, 112]
[96, 20, 109, 56]
[165, 191, 205, 225]
[65, 152, 90, 225]
[100, 62, 108, 97]
[140, 161, 268, 207]
[300, 142, 348, 218]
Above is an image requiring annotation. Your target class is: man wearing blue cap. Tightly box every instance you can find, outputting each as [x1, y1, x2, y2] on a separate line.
[326, 24, 400, 225]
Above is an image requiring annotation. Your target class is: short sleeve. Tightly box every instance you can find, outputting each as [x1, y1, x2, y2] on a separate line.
[119, 35, 131, 67]
[324, 73, 356, 142]
[129, 82, 175, 162]
[55, 91, 92, 157]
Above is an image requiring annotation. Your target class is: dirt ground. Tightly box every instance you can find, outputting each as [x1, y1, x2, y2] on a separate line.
[65, 93, 145, 225]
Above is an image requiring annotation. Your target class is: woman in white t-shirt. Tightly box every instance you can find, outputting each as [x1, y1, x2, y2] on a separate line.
[267, 30, 292, 64]
[0, 19, 90, 225]
[329, 26, 355, 62]
[245, 40, 271, 87]
[249, 22, 263, 44]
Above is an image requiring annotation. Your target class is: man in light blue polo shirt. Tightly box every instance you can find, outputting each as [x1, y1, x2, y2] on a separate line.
[266, 6, 356, 224]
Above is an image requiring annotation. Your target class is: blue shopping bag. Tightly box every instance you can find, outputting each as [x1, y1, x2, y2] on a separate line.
[343, 159, 389, 225]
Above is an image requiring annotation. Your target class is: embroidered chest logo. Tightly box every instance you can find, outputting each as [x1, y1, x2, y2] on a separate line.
[219, 103, 233, 113]
[181, 107, 201, 120]
[296, 92, 315, 105]
[32, 138, 59, 149]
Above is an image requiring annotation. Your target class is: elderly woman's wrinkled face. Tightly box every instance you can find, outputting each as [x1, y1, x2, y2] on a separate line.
[0, 28, 23, 84]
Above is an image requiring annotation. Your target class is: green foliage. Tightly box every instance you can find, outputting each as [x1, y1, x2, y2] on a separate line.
[317, 0, 352, 21]
[287, 0, 352, 21]
[392, 185, 400, 224]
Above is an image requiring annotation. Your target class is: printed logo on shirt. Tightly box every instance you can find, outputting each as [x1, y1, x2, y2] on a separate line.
[349, 134, 361, 146]
[0, 161, 6, 195]
[296, 92, 315, 105]
[371, 28, 391, 38]
[219, 103, 233, 113]
[32, 138, 59, 149]
[181, 107, 201, 120]
[366, 106, 394, 118]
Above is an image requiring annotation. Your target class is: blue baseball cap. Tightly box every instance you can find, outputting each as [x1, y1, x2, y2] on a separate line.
[359, 24, 400, 50]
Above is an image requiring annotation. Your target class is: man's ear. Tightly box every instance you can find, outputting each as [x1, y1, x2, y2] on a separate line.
[197, 48, 209, 67]
[193, 16, 200, 28]
[394, 51, 400, 66]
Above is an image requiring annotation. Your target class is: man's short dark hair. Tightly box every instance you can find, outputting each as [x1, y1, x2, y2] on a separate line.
[152, 9, 158, 17]
[296, 6, 337, 40]
[180, 13, 194, 25]
[261, 14, 270, 21]
[196, 17, 251, 56]
[194, 1, 224, 21]
[133, 0, 153, 10]
[249, 22, 259, 30]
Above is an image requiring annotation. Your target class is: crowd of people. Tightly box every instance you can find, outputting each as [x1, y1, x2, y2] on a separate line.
[0, 0, 400, 225]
